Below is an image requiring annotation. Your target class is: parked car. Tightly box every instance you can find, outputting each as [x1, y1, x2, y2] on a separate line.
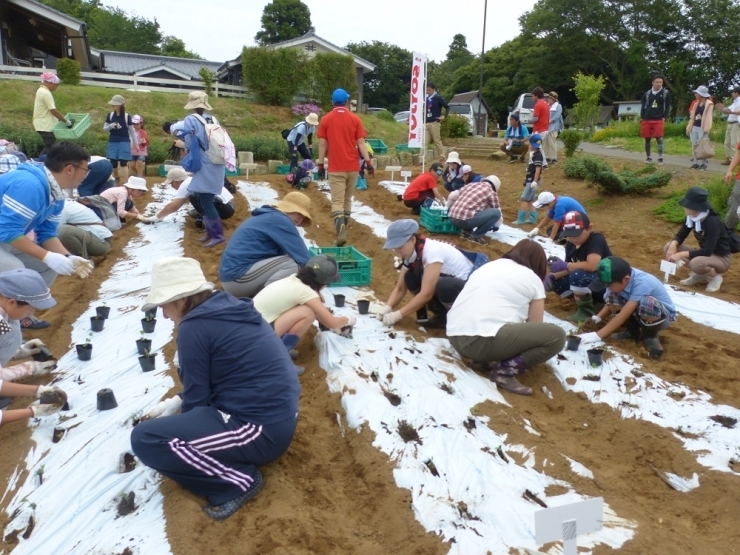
[367, 107, 385, 115]
[448, 103, 476, 135]
[394, 111, 410, 124]
[508, 93, 536, 131]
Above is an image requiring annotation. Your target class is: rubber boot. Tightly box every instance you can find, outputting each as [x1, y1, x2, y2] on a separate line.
[612, 315, 641, 341]
[511, 210, 527, 225]
[334, 215, 347, 246]
[489, 355, 532, 396]
[566, 295, 595, 322]
[640, 318, 666, 360]
[203, 218, 225, 247]
[197, 222, 212, 242]
[528, 211, 538, 224]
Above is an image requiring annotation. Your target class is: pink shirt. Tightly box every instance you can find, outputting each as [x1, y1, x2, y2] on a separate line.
[101, 186, 138, 218]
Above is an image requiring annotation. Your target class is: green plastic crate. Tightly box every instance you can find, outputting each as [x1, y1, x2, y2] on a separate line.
[420, 207, 459, 235]
[159, 164, 240, 177]
[277, 165, 291, 174]
[366, 138, 387, 154]
[308, 246, 372, 287]
[395, 144, 420, 153]
[52, 113, 91, 140]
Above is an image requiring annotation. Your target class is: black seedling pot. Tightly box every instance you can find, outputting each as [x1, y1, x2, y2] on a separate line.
[138, 354, 157, 372]
[97, 388, 118, 410]
[96, 306, 111, 319]
[357, 299, 370, 315]
[587, 348, 604, 367]
[32, 346, 54, 362]
[333, 294, 345, 308]
[141, 318, 157, 333]
[145, 308, 157, 319]
[565, 335, 581, 351]
[90, 316, 105, 332]
[397, 194, 403, 201]
[136, 338, 152, 356]
[76, 344, 92, 361]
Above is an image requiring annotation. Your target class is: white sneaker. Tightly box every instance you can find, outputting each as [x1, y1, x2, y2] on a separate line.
[706, 275, 723, 292]
[679, 273, 710, 286]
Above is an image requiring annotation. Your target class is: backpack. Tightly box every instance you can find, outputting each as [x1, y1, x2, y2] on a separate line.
[281, 122, 302, 141]
[193, 114, 237, 171]
[76, 195, 122, 231]
[725, 224, 740, 254]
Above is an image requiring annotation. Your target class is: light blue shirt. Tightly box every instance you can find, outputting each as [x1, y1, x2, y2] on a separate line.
[286, 121, 315, 147]
[549, 102, 564, 132]
[619, 269, 676, 320]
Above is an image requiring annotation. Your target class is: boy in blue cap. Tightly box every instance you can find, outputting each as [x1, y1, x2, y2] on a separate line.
[512, 133, 543, 225]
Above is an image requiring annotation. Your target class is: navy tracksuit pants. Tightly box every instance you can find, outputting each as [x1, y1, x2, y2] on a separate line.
[131, 406, 297, 505]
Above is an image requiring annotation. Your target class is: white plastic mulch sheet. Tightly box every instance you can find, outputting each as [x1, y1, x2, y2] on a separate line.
[240, 181, 636, 554]
[3, 184, 183, 555]
[378, 180, 740, 335]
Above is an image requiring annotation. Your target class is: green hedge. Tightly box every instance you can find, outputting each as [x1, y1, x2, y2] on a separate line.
[563, 154, 672, 195]
[231, 136, 289, 161]
[654, 178, 731, 224]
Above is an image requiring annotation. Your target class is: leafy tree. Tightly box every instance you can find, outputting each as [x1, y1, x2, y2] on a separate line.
[161, 37, 202, 60]
[304, 53, 357, 112]
[345, 41, 413, 112]
[241, 46, 306, 106]
[428, 34, 475, 97]
[571, 72, 606, 128]
[255, 0, 312, 46]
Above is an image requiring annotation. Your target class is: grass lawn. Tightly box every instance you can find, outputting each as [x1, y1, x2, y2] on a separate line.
[596, 136, 695, 157]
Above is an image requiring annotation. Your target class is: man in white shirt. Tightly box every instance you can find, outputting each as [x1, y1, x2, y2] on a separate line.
[137, 167, 235, 224]
[721, 87, 740, 165]
[57, 199, 113, 258]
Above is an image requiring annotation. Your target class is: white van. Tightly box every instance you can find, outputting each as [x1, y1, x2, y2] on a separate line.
[508, 93, 535, 131]
[448, 103, 475, 135]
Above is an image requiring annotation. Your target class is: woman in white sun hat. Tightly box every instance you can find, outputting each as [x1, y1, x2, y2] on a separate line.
[286, 112, 319, 172]
[442, 151, 465, 191]
[103, 94, 137, 183]
[182, 91, 227, 247]
[100, 176, 147, 222]
[131, 257, 299, 521]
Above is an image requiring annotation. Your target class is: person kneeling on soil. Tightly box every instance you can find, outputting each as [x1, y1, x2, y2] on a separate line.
[253, 255, 356, 374]
[402, 163, 447, 215]
[447, 174, 503, 245]
[545, 211, 612, 322]
[664, 187, 731, 293]
[442, 151, 465, 191]
[378, 219, 475, 329]
[500, 112, 530, 163]
[219, 192, 313, 298]
[100, 176, 147, 222]
[0, 269, 58, 386]
[57, 199, 114, 259]
[446, 240, 566, 396]
[527, 191, 586, 242]
[137, 168, 235, 226]
[131, 257, 300, 520]
[512, 134, 544, 225]
[580, 256, 676, 358]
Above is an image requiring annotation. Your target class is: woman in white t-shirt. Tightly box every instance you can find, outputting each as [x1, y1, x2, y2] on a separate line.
[447, 240, 566, 396]
[253, 255, 356, 372]
[378, 219, 473, 329]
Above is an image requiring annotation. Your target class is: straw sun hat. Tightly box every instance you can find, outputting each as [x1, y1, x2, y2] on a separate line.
[184, 91, 213, 111]
[305, 112, 320, 126]
[142, 257, 214, 312]
[275, 192, 313, 227]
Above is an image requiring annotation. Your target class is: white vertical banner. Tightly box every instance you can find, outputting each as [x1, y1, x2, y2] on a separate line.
[408, 52, 427, 148]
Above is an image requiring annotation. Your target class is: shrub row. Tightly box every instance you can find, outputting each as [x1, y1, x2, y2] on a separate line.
[654, 178, 731, 224]
[563, 155, 672, 195]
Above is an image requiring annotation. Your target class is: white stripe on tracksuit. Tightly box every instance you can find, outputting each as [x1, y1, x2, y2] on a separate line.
[2, 194, 37, 220]
[168, 422, 263, 491]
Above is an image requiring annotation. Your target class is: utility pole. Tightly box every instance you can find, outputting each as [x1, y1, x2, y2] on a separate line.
[476, 0, 487, 136]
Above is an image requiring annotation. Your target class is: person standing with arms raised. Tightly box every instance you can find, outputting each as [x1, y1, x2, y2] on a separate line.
[317, 89, 373, 246]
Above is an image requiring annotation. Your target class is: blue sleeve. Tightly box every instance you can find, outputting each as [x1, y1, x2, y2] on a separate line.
[35, 201, 64, 244]
[504, 127, 512, 139]
[183, 115, 206, 152]
[552, 202, 568, 222]
[276, 220, 310, 264]
[177, 322, 214, 413]
[0, 177, 41, 242]
[522, 125, 530, 138]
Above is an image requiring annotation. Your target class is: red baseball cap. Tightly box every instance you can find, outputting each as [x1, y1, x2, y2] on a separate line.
[560, 211, 590, 237]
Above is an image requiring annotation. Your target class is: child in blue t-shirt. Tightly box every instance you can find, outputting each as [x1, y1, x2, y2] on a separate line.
[512, 134, 543, 225]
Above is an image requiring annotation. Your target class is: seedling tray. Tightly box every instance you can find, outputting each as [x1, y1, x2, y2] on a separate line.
[420, 207, 459, 234]
[308, 246, 371, 287]
[52, 113, 91, 139]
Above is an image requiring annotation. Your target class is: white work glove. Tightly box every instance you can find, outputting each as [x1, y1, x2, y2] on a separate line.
[14, 339, 47, 359]
[736, 206, 740, 218]
[43, 251, 75, 275]
[72, 256, 94, 279]
[530, 181, 539, 192]
[143, 396, 183, 420]
[578, 332, 602, 345]
[372, 304, 393, 317]
[528, 227, 540, 238]
[590, 315, 602, 325]
[344, 315, 357, 327]
[30, 360, 57, 375]
[137, 215, 161, 224]
[111, 122, 122, 130]
[29, 403, 63, 417]
[36, 385, 67, 403]
[382, 311, 403, 326]
[675, 259, 685, 269]
[437, 197, 447, 207]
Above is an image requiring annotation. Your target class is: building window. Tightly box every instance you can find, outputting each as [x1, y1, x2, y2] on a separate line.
[304, 44, 316, 52]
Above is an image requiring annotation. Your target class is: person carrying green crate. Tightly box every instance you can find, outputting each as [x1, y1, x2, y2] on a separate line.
[377, 219, 474, 329]
[33, 73, 74, 156]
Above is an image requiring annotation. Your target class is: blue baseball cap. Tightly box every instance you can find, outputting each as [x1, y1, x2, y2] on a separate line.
[332, 88, 350, 105]
[529, 134, 542, 149]
[384, 219, 419, 249]
[0, 269, 56, 309]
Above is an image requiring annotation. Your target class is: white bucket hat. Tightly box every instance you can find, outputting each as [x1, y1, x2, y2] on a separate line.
[123, 176, 148, 192]
[692, 85, 711, 98]
[305, 112, 319, 126]
[483, 174, 501, 192]
[445, 151, 462, 165]
[164, 167, 189, 185]
[142, 257, 214, 312]
[184, 91, 213, 111]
